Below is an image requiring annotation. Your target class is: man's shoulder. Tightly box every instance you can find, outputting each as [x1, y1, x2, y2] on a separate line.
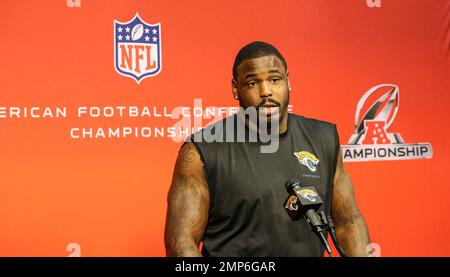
[290, 114, 339, 157]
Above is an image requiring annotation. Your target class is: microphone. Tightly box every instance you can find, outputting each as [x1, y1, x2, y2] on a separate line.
[284, 178, 322, 219]
[283, 178, 332, 255]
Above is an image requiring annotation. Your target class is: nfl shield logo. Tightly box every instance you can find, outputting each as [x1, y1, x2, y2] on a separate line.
[114, 13, 162, 83]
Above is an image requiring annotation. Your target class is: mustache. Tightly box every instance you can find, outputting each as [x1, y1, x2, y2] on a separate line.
[257, 98, 281, 108]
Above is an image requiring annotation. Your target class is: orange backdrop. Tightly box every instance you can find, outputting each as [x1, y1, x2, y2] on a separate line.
[0, 0, 449, 256]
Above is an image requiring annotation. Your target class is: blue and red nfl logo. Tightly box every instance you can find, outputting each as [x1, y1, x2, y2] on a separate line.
[114, 13, 161, 83]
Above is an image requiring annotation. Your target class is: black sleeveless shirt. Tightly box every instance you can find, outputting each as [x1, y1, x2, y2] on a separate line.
[185, 113, 340, 257]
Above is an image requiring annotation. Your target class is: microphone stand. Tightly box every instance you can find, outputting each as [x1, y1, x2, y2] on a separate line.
[303, 211, 332, 256]
[318, 211, 347, 257]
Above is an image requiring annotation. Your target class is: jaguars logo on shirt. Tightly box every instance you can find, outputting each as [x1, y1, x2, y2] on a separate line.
[293, 151, 319, 172]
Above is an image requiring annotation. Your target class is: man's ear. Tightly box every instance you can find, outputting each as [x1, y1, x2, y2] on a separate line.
[286, 71, 291, 92]
[232, 79, 239, 100]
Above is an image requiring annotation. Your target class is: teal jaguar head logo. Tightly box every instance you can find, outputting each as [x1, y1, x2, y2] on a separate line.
[293, 151, 319, 172]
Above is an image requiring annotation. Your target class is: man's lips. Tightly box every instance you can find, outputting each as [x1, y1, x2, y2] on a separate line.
[258, 98, 281, 108]
[261, 103, 278, 108]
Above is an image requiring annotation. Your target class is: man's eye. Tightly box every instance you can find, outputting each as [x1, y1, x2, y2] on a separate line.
[271, 78, 280, 83]
[248, 81, 256, 87]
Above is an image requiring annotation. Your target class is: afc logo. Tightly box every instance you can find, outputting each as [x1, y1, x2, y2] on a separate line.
[348, 84, 403, 146]
[362, 121, 391, 144]
[342, 84, 433, 162]
[114, 13, 162, 83]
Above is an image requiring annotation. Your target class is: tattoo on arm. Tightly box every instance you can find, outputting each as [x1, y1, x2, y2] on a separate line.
[164, 143, 210, 257]
[332, 150, 371, 257]
[179, 143, 196, 167]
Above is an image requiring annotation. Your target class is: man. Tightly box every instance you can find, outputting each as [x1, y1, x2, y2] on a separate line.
[164, 41, 371, 257]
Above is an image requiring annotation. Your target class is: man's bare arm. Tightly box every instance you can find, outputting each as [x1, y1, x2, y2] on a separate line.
[164, 142, 210, 257]
[331, 150, 372, 256]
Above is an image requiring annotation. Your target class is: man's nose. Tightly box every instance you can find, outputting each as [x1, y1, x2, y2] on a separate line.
[259, 81, 273, 98]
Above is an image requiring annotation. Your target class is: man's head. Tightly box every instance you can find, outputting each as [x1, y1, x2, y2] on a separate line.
[232, 41, 291, 125]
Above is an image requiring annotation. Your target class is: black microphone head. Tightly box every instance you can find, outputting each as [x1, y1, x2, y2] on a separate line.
[285, 178, 300, 192]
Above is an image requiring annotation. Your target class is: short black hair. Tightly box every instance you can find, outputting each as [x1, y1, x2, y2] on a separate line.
[232, 41, 287, 81]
